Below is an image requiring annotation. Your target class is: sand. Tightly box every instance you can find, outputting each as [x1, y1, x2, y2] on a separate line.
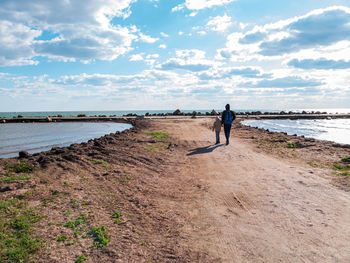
[1, 118, 350, 262]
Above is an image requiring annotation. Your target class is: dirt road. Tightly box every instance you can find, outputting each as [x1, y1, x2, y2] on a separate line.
[157, 119, 350, 262]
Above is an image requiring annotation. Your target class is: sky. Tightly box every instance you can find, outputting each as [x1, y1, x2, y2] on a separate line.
[0, 0, 350, 111]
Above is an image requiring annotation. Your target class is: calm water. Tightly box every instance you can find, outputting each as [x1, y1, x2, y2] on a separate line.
[243, 119, 350, 144]
[0, 122, 132, 158]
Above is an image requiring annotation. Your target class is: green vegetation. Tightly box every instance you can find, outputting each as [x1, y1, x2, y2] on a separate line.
[341, 156, 350, 163]
[1, 175, 31, 183]
[270, 137, 288, 142]
[64, 215, 87, 229]
[146, 132, 171, 141]
[56, 235, 68, 242]
[145, 143, 168, 152]
[0, 199, 43, 262]
[333, 157, 350, 176]
[75, 255, 87, 263]
[4, 160, 34, 174]
[286, 142, 297, 148]
[91, 159, 109, 169]
[88, 226, 110, 248]
[112, 211, 123, 224]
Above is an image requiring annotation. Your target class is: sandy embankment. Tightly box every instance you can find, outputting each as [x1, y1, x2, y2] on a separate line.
[1, 118, 350, 262]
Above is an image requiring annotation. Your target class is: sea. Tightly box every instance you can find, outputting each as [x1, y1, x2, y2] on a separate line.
[0, 108, 350, 158]
[0, 122, 132, 158]
[243, 118, 350, 145]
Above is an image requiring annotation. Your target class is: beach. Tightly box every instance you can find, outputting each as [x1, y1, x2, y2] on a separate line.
[1, 117, 350, 262]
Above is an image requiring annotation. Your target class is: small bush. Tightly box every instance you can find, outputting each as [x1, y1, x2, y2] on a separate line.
[75, 255, 87, 263]
[341, 156, 350, 163]
[88, 226, 110, 249]
[286, 142, 296, 148]
[56, 235, 68, 242]
[270, 137, 288, 142]
[4, 161, 34, 174]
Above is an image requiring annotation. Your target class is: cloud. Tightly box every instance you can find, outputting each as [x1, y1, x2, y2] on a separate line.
[159, 44, 167, 49]
[0, 21, 41, 66]
[258, 6, 350, 56]
[138, 33, 159, 43]
[206, 14, 233, 32]
[246, 76, 323, 88]
[173, 0, 236, 11]
[159, 59, 211, 72]
[158, 49, 214, 72]
[199, 67, 271, 80]
[0, 0, 142, 65]
[130, 54, 144, 61]
[160, 32, 169, 38]
[287, 58, 350, 69]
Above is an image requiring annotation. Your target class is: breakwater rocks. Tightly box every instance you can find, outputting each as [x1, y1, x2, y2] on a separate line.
[1, 109, 350, 123]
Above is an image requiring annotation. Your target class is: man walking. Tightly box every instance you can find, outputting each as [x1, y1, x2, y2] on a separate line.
[221, 104, 236, 145]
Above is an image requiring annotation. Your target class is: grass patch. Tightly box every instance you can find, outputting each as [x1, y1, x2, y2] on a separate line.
[91, 160, 109, 169]
[4, 160, 34, 174]
[333, 158, 350, 176]
[88, 226, 110, 249]
[64, 215, 87, 229]
[286, 142, 297, 148]
[270, 137, 288, 142]
[146, 132, 171, 141]
[0, 199, 43, 262]
[145, 143, 169, 152]
[56, 235, 68, 242]
[112, 211, 123, 224]
[75, 255, 87, 263]
[341, 156, 350, 163]
[1, 175, 31, 183]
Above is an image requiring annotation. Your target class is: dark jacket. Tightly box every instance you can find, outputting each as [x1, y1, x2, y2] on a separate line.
[221, 110, 236, 125]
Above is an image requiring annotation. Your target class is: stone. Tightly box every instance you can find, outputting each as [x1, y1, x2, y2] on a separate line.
[19, 151, 30, 158]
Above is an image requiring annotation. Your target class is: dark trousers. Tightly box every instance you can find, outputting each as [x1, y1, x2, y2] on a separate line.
[224, 124, 232, 142]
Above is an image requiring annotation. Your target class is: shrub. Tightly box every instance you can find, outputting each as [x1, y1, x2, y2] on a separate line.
[4, 161, 34, 174]
[88, 226, 109, 249]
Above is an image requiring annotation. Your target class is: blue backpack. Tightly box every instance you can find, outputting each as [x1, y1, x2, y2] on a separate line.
[224, 111, 233, 124]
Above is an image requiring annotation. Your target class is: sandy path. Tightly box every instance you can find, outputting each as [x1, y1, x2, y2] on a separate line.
[159, 119, 350, 262]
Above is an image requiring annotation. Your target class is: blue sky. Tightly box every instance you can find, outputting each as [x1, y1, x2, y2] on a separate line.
[0, 0, 350, 111]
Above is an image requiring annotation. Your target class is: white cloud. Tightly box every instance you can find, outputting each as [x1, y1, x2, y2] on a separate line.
[0, 0, 144, 65]
[138, 33, 159, 43]
[160, 32, 169, 37]
[173, 0, 236, 11]
[159, 44, 167, 49]
[130, 54, 144, 61]
[206, 14, 233, 32]
[178, 31, 184, 36]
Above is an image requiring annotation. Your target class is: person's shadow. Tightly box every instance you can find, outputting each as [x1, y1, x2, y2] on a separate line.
[187, 143, 224, 156]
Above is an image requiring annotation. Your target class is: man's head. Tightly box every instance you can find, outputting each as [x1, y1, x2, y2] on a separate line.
[225, 104, 230, 110]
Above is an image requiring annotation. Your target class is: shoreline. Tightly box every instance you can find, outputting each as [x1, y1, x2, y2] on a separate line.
[0, 118, 349, 262]
[1, 112, 350, 123]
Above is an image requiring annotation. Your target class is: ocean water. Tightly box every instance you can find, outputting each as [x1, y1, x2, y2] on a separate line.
[0, 122, 132, 158]
[243, 119, 350, 144]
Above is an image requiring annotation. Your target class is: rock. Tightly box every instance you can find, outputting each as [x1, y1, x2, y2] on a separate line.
[211, 109, 218, 115]
[18, 115, 23, 118]
[46, 117, 52, 122]
[18, 151, 30, 158]
[0, 186, 12, 192]
[1, 119, 5, 123]
[173, 109, 182, 115]
[77, 114, 86, 117]
[332, 143, 350, 149]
